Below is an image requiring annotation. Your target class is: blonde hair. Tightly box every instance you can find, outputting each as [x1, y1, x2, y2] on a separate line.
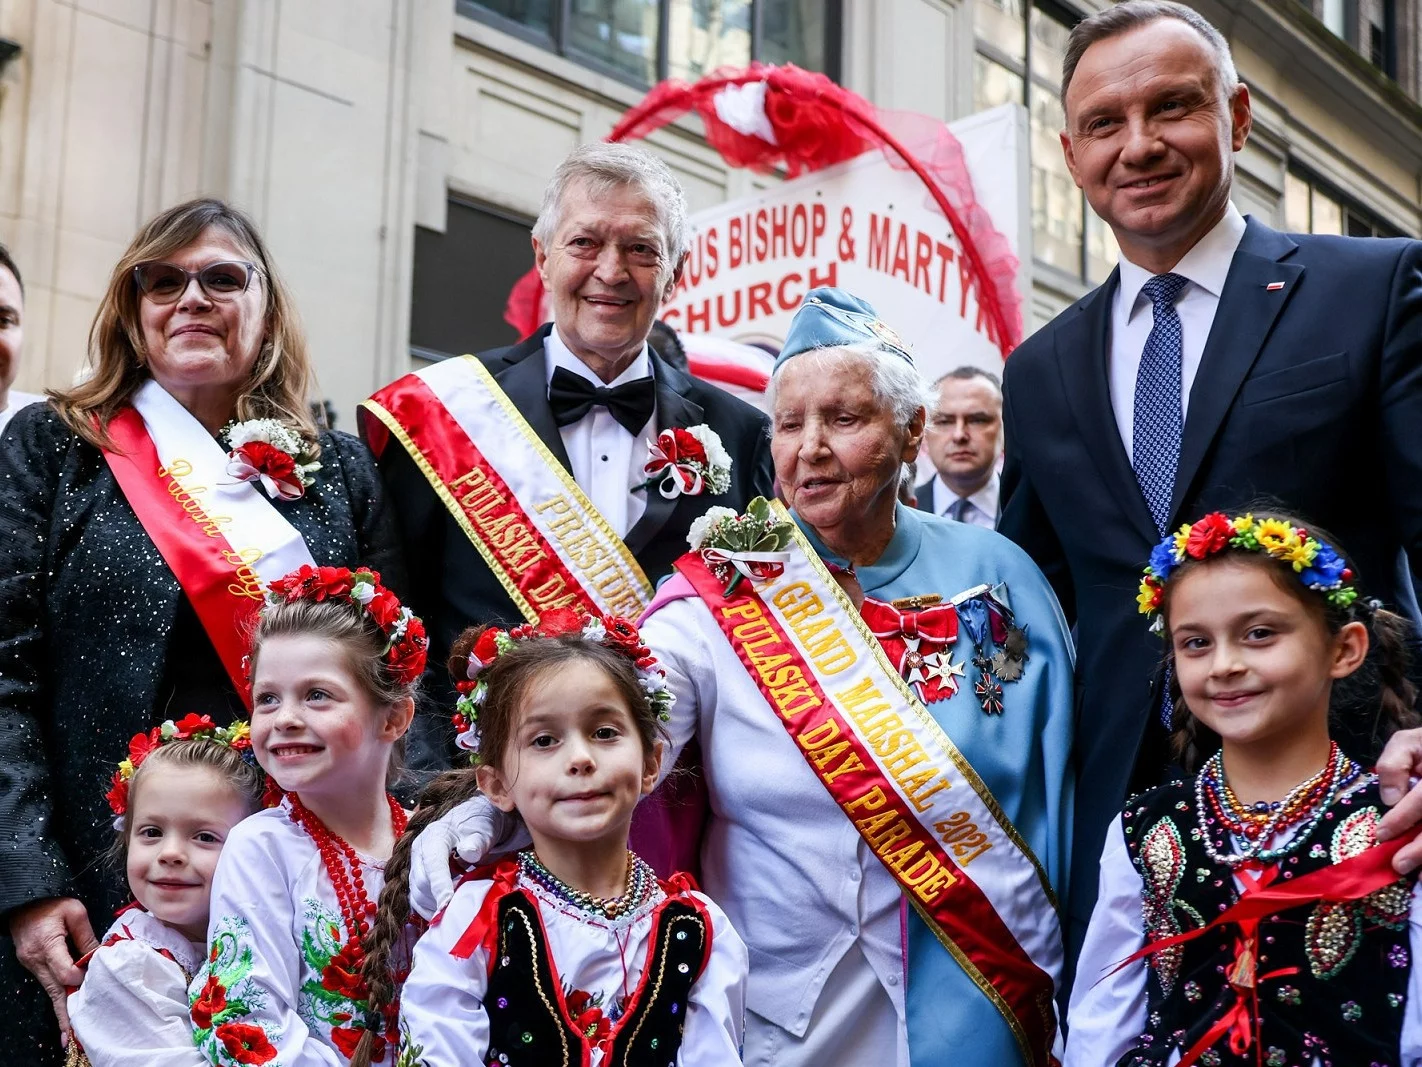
[51, 198, 319, 452]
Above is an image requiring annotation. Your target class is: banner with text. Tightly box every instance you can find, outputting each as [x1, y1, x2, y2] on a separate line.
[661, 104, 1028, 382]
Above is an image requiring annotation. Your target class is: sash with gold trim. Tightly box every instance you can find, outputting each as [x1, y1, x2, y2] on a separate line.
[674, 503, 1062, 1067]
[360, 357, 653, 623]
[100, 380, 317, 697]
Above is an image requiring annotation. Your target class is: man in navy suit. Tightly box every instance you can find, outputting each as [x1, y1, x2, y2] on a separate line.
[998, 0, 1422, 967]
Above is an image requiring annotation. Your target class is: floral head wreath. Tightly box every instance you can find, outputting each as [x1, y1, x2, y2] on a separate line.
[106, 714, 255, 818]
[1138, 512, 1358, 627]
[264, 566, 428, 685]
[452, 607, 674, 758]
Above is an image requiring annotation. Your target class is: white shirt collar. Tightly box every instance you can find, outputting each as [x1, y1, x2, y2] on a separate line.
[1117, 202, 1247, 323]
[935, 469, 999, 518]
[544, 326, 653, 389]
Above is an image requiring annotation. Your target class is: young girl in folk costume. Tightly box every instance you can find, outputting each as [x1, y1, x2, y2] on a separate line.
[1065, 512, 1422, 1067]
[364, 608, 746, 1067]
[191, 566, 427, 1067]
[67, 716, 265, 1067]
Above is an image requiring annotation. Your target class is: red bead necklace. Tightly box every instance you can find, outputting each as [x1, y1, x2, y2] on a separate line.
[286, 792, 408, 977]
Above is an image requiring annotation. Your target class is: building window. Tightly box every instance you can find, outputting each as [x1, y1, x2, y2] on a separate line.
[1283, 168, 1402, 237]
[458, 0, 840, 86]
[410, 198, 536, 360]
[974, 0, 1119, 287]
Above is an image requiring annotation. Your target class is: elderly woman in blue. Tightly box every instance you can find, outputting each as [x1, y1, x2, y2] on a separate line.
[405, 288, 1075, 1067]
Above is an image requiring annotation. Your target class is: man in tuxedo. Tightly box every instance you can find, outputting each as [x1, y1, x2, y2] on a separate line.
[998, 0, 1422, 965]
[914, 367, 1002, 528]
[368, 143, 774, 725]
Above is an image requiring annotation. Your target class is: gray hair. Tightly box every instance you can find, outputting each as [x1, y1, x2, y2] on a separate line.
[531, 142, 690, 275]
[769, 343, 933, 427]
[1061, 0, 1239, 103]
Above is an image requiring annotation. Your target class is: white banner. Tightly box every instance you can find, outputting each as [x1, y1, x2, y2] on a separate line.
[662, 104, 1029, 383]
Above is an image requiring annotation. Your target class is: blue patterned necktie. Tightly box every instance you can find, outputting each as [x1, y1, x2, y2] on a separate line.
[1132, 272, 1189, 728]
[1132, 272, 1190, 534]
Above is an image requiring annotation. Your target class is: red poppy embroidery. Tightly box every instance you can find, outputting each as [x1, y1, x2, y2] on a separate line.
[215, 1021, 278, 1065]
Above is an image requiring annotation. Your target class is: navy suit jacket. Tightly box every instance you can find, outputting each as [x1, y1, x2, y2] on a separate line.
[998, 217, 1422, 961]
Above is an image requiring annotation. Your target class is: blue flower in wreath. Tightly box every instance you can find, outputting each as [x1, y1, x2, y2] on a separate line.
[1149, 538, 1180, 580]
[1301, 541, 1347, 591]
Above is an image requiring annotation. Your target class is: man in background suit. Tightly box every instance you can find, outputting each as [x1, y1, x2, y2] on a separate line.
[367, 143, 774, 729]
[998, 0, 1422, 967]
[914, 366, 1003, 528]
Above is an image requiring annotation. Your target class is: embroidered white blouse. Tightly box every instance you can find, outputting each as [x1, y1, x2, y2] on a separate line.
[1066, 811, 1422, 1067]
[67, 908, 208, 1067]
[192, 801, 393, 1067]
[399, 868, 747, 1067]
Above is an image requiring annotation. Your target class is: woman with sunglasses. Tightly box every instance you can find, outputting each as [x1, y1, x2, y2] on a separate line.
[0, 198, 408, 1064]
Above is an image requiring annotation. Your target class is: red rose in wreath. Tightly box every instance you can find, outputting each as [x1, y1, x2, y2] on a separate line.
[366, 587, 404, 629]
[1185, 512, 1235, 559]
[127, 728, 160, 766]
[538, 607, 586, 638]
[190, 973, 229, 1030]
[216, 1021, 278, 1065]
[387, 620, 428, 684]
[104, 771, 129, 818]
[172, 712, 217, 739]
[472, 628, 504, 665]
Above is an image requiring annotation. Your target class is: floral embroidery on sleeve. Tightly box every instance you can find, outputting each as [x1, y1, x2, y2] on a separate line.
[191, 916, 281, 1066]
[297, 899, 387, 1059]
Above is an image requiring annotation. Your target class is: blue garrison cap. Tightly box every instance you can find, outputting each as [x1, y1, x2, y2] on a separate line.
[774, 287, 915, 371]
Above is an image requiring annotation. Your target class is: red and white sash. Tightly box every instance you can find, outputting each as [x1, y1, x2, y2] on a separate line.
[101, 381, 316, 696]
[360, 357, 653, 624]
[676, 504, 1062, 1067]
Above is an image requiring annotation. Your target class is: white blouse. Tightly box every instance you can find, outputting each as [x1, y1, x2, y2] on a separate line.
[399, 867, 747, 1067]
[193, 801, 395, 1067]
[67, 908, 208, 1067]
[1066, 814, 1422, 1067]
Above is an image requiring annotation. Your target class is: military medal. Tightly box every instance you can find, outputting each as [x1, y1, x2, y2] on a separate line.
[974, 672, 1005, 716]
[989, 625, 1030, 682]
[861, 596, 961, 703]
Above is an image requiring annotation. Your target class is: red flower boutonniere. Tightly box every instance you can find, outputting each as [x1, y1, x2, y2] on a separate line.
[641, 424, 732, 498]
[222, 419, 321, 501]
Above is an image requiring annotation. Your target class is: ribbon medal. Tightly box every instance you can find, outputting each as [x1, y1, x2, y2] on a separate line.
[861, 596, 964, 703]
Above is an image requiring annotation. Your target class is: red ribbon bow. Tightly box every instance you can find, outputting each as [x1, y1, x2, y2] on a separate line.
[859, 597, 961, 702]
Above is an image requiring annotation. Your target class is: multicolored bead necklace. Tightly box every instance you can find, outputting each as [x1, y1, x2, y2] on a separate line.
[517, 848, 658, 921]
[1195, 742, 1361, 868]
[287, 793, 408, 1001]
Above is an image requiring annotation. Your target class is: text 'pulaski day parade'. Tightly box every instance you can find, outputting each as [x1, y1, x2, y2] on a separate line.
[3, 0, 1422, 1065]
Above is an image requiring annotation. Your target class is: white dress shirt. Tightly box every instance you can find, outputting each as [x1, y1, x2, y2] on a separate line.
[1110, 204, 1247, 461]
[544, 329, 654, 539]
[931, 470, 1000, 529]
[642, 594, 913, 1067]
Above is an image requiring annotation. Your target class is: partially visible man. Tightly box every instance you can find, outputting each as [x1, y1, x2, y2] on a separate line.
[915, 366, 1003, 528]
[0, 243, 41, 436]
[998, 0, 1422, 965]
[361, 143, 774, 762]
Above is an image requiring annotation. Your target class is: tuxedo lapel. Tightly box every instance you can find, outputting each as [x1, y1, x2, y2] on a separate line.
[491, 325, 573, 473]
[1057, 270, 1160, 545]
[623, 353, 704, 557]
[1170, 221, 1302, 523]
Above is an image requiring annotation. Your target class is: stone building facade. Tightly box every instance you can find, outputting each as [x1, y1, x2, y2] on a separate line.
[0, 0, 1417, 423]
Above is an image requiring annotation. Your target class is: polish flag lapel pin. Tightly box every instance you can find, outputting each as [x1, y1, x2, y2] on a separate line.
[1266, 281, 1286, 291]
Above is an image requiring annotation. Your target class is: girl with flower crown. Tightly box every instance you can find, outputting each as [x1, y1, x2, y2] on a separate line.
[67, 717, 265, 1067]
[358, 609, 746, 1067]
[190, 566, 427, 1067]
[1065, 512, 1422, 1067]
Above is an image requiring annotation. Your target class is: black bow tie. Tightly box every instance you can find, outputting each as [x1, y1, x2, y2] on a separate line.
[548, 366, 656, 435]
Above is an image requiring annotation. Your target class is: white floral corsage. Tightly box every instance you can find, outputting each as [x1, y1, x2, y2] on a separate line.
[687, 496, 795, 595]
[222, 419, 321, 501]
[641, 424, 732, 498]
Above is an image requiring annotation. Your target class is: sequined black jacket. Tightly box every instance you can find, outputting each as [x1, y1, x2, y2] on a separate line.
[0, 402, 404, 917]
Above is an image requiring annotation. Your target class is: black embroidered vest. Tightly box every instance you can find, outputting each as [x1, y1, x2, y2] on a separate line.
[483, 889, 710, 1067]
[1118, 777, 1414, 1067]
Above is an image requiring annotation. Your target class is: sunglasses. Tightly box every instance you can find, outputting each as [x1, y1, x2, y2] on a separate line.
[132, 260, 261, 304]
